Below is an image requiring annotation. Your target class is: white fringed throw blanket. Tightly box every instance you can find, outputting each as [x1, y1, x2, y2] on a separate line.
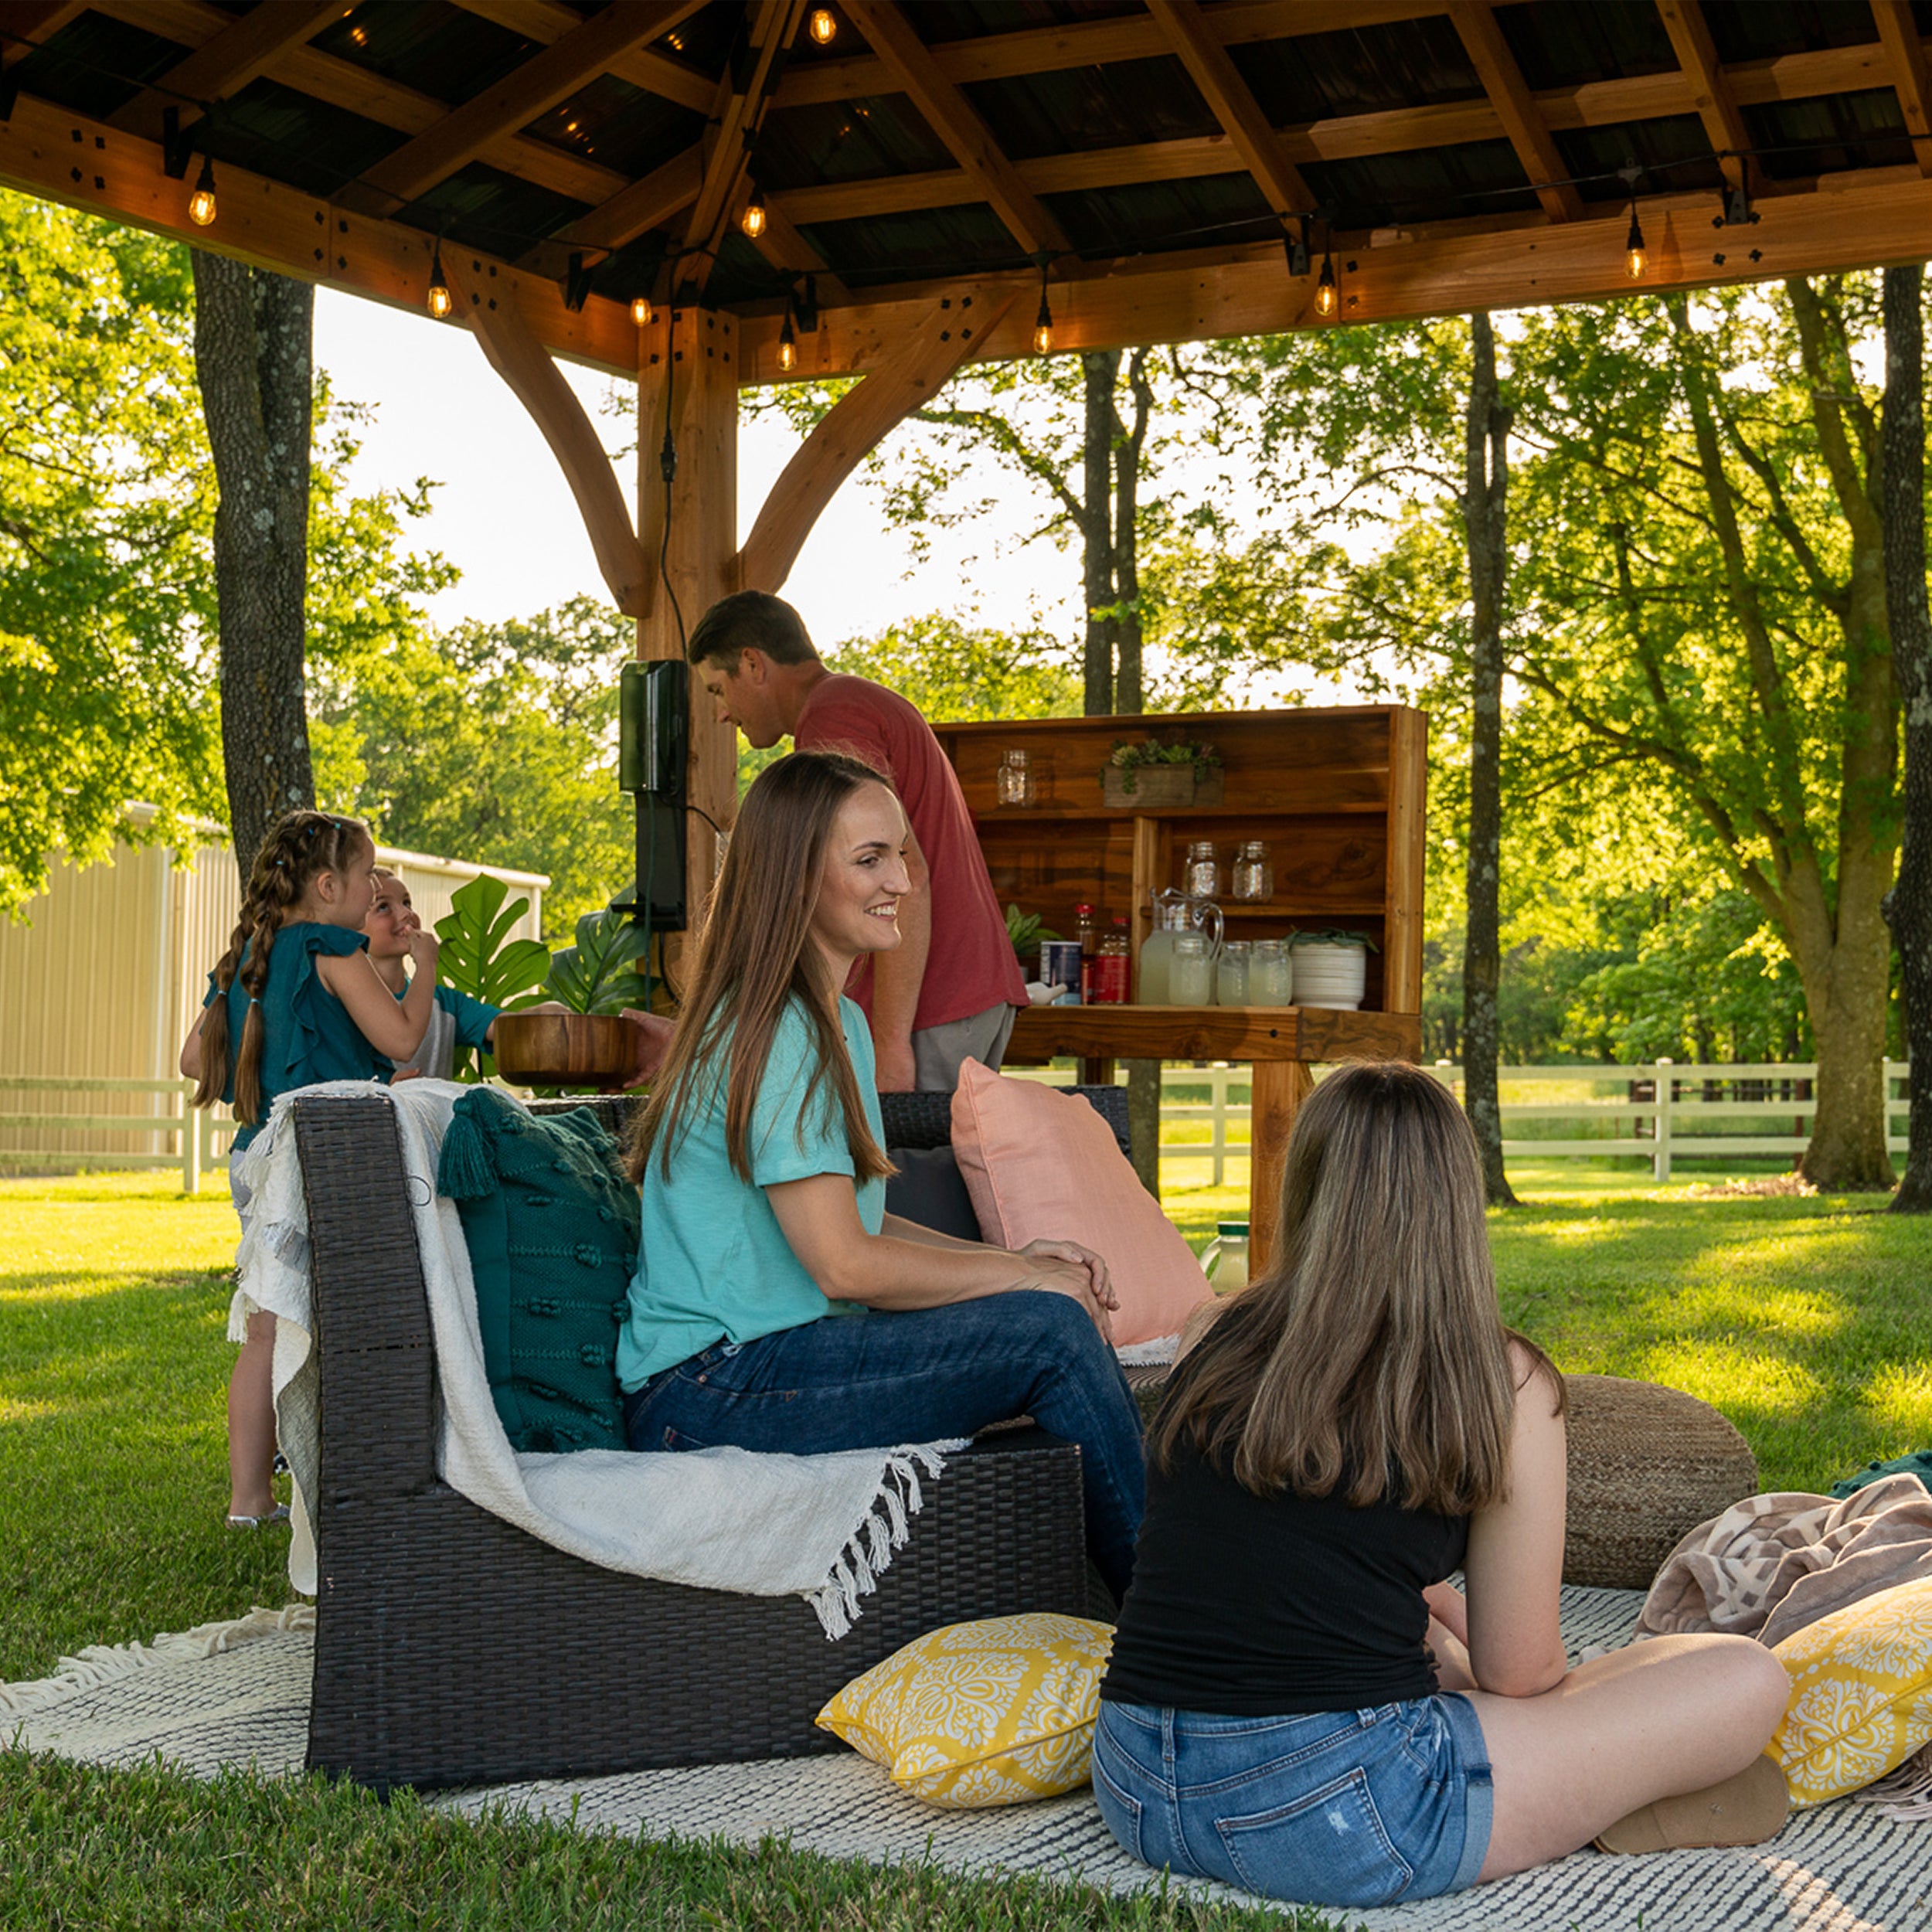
[231, 1080, 960, 1638]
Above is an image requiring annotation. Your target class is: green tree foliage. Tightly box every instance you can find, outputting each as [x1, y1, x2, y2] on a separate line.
[0, 192, 454, 915]
[0, 193, 219, 909]
[315, 597, 633, 940]
[826, 614, 1080, 721]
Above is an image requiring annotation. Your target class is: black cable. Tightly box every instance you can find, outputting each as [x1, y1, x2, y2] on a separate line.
[685, 801, 723, 835]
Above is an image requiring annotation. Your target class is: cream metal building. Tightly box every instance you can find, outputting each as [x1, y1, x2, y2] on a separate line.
[0, 806, 547, 1175]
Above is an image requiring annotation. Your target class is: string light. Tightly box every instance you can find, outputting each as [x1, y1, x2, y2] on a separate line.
[1624, 199, 1647, 280]
[809, 8, 836, 43]
[1314, 247, 1337, 318]
[740, 185, 767, 240]
[631, 293, 653, 326]
[427, 242, 451, 318]
[777, 301, 797, 372]
[186, 152, 217, 226]
[1032, 257, 1053, 355]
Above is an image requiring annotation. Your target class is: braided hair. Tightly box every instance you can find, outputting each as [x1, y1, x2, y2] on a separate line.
[192, 811, 373, 1127]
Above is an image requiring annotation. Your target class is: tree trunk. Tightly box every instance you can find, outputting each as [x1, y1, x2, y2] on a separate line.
[192, 253, 315, 876]
[1080, 349, 1121, 717]
[1461, 313, 1518, 1207]
[1883, 264, 1930, 1209]
[1111, 348, 1153, 716]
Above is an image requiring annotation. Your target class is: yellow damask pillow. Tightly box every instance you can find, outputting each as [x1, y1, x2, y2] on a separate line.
[1771, 1576, 1932, 1807]
[816, 1612, 1114, 1808]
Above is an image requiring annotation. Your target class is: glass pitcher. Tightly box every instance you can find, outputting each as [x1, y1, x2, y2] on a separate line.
[1138, 887, 1192, 1004]
[1199, 1220, 1250, 1294]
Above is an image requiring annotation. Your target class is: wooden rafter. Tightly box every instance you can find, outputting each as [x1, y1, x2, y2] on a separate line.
[1142, 0, 1315, 218]
[1655, 0, 1754, 195]
[740, 288, 1019, 595]
[776, 1, 1451, 107]
[104, 0, 342, 141]
[0, 1, 92, 71]
[840, 0, 1070, 257]
[450, 0, 716, 116]
[442, 250, 649, 616]
[544, 144, 702, 258]
[1872, 0, 1932, 180]
[679, 0, 798, 298]
[1447, 0, 1583, 222]
[768, 41, 1888, 229]
[350, 0, 708, 217]
[745, 197, 850, 306]
[88, 0, 628, 206]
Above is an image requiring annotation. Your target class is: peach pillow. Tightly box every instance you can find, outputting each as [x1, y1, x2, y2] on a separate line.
[950, 1062, 1213, 1346]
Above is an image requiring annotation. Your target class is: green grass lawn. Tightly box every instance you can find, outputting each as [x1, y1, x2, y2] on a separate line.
[3, 1158, 1930, 1928]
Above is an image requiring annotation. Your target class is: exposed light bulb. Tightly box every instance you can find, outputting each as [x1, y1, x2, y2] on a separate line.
[809, 7, 836, 43]
[631, 294, 653, 327]
[1314, 252, 1337, 318]
[1033, 299, 1053, 355]
[1624, 205, 1647, 280]
[186, 155, 217, 227]
[427, 244, 452, 318]
[740, 185, 767, 240]
[778, 308, 797, 372]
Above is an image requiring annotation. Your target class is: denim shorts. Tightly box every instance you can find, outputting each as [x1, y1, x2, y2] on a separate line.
[1092, 1693, 1493, 1909]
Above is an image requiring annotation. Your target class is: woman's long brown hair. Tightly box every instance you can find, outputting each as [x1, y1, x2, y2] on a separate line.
[624, 750, 894, 1189]
[1148, 1061, 1562, 1515]
[192, 812, 372, 1128]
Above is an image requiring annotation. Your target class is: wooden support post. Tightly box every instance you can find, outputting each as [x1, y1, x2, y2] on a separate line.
[638, 304, 740, 938]
[1249, 1059, 1314, 1273]
[1383, 707, 1428, 1015]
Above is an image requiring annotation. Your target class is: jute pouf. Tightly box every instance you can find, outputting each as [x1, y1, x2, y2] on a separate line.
[1562, 1373, 1758, 1589]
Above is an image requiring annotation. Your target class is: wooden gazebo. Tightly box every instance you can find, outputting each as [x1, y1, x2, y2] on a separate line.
[4, 0, 1927, 1233]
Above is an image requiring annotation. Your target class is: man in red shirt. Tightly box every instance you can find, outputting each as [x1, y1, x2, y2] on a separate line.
[687, 591, 1026, 1092]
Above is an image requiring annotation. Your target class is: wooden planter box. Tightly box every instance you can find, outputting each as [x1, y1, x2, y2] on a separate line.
[1101, 764, 1225, 808]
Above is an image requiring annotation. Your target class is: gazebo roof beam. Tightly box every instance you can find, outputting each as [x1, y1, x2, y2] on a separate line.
[1872, 0, 1932, 179]
[1655, 0, 1755, 196]
[543, 144, 702, 258]
[1447, 0, 1582, 222]
[839, 0, 1070, 258]
[449, 0, 716, 116]
[678, 0, 801, 298]
[349, 0, 709, 217]
[87, 0, 628, 206]
[1143, 0, 1315, 219]
[775, 1, 1449, 108]
[767, 39, 1891, 230]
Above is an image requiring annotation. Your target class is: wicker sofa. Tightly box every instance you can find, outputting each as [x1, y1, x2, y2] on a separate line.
[291, 1083, 1132, 1795]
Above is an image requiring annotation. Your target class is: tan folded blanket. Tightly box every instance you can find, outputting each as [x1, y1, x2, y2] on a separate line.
[1636, 1474, 1932, 1648]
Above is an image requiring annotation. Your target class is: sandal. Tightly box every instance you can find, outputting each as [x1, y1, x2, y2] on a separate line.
[226, 1504, 291, 1530]
[1594, 1753, 1789, 1854]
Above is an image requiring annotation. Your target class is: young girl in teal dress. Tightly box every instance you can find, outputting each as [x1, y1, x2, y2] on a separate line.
[180, 811, 440, 1527]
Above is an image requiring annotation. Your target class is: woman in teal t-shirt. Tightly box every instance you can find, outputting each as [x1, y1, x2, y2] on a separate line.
[621, 751, 1146, 1600]
[181, 811, 440, 1527]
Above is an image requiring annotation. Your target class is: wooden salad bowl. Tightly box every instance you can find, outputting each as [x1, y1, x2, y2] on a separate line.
[492, 1012, 634, 1085]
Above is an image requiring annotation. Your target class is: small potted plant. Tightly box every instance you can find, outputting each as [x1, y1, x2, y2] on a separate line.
[1101, 737, 1224, 808]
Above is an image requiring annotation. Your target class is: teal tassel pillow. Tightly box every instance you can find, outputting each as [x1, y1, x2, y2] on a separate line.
[436, 1089, 636, 1453]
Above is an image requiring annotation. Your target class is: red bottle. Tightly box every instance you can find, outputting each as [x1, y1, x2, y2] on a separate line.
[1094, 918, 1131, 1004]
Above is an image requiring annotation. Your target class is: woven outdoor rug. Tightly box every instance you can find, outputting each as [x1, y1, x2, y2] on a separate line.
[6, 1590, 1930, 1931]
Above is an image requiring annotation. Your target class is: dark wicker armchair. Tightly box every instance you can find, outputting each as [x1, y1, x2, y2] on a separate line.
[291, 1083, 1129, 1794]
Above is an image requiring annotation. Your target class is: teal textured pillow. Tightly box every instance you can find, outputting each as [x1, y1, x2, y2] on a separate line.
[435, 1088, 635, 1453]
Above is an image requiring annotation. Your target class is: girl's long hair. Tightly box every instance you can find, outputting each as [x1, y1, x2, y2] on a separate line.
[1148, 1060, 1561, 1515]
[193, 812, 372, 1128]
[624, 750, 894, 1188]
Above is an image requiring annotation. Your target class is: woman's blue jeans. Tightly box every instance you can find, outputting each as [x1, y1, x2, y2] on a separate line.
[622, 1289, 1145, 1600]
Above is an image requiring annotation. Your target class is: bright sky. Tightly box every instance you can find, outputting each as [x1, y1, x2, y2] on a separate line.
[313, 287, 1079, 647]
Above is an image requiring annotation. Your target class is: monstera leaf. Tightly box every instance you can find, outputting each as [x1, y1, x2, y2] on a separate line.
[543, 907, 652, 1015]
[434, 874, 553, 1080]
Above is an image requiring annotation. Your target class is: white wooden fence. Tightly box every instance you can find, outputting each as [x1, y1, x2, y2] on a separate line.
[0, 1077, 231, 1192]
[0, 1060, 1913, 1193]
[1016, 1060, 1913, 1186]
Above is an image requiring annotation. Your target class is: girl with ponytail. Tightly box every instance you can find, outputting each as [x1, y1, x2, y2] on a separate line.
[179, 810, 440, 1526]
